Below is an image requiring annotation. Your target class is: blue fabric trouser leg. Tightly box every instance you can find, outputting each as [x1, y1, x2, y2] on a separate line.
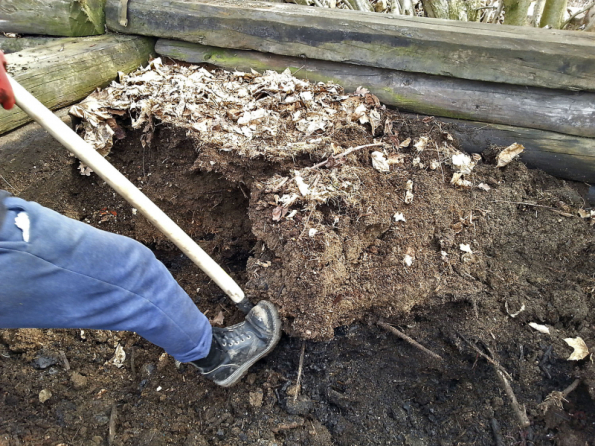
[0, 196, 212, 363]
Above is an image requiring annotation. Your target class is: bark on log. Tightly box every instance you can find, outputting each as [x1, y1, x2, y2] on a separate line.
[156, 40, 595, 138]
[502, 0, 532, 25]
[0, 0, 106, 37]
[0, 37, 66, 54]
[0, 35, 155, 135]
[540, 0, 567, 28]
[106, 0, 595, 92]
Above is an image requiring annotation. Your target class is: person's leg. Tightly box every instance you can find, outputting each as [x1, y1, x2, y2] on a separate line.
[0, 196, 211, 363]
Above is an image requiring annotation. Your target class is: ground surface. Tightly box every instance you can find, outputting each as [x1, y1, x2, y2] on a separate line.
[0, 102, 594, 445]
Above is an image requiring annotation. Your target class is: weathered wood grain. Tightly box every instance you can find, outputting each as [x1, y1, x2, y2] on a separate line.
[0, 0, 106, 37]
[106, 0, 595, 91]
[1, 35, 154, 135]
[156, 40, 595, 138]
[0, 37, 65, 54]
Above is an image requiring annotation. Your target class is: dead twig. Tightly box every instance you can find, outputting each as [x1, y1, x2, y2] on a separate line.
[495, 369, 531, 428]
[108, 403, 118, 445]
[538, 378, 581, 414]
[490, 418, 506, 446]
[310, 142, 383, 169]
[562, 1, 595, 28]
[491, 0, 504, 23]
[491, 200, 575, 218]
[0, 174, 18, 193]
[294, 341, 306, 402]
[59, 350, 70, 371]
[379, 322, 443, 361]
[272, 419, 305, 433]
[456, 332, 512, 381]
[130, 346, 136, 378]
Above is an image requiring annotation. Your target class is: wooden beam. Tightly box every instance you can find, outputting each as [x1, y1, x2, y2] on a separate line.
[1, 35, 155, 135]
[106, 0, 595, 92]
[0, 0, 106, 37]
[0, 37, 65, 54]
[156, 40, 595, 138]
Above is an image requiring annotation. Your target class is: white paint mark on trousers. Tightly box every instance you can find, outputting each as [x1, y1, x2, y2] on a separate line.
[15, 212, 30, 242]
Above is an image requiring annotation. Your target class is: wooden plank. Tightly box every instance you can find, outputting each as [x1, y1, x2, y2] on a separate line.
[106, 0, 595, 92]
[0, 0, 106, 37]
[0, 37, 65, 54]
[1, 35, 155, 135]
[156, 40, 595, 138]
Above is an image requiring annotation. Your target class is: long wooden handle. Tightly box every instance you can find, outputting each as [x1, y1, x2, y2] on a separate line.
[8, 74, 250, 306]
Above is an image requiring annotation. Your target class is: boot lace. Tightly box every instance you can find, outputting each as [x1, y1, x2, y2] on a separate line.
[219, 331, 252, 347]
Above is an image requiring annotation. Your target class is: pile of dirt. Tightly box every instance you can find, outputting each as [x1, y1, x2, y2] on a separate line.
[71, 59, 595, 343]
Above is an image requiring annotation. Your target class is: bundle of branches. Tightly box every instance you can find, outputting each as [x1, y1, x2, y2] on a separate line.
[284, 0, 595, 29]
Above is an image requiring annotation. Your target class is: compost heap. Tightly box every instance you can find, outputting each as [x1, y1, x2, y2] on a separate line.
[72, 59, 595, 341]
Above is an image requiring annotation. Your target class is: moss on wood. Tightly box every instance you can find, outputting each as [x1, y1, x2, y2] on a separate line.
[107, 0, 595, 92]
[1, 35, 155, 135]
[0, 0, 106, 37]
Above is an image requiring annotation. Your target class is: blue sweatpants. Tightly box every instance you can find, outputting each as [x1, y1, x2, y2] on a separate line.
[0, 196, 212, 363]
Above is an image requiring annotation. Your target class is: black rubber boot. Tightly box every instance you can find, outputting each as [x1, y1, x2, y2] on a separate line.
[190, 300, 281, 387]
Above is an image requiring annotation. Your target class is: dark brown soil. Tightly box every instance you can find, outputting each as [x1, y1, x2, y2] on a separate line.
[0, 110, 594, 446]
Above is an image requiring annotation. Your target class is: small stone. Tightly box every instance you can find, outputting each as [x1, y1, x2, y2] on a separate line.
[285, 395, 313, 415]
[71, 371, 88, 390]
[94, 413, 110, 425]
[492, 397, 504, 407]
[90, 436, 104, 446]
[39, 389, 52, 403]
[246, 373, 257, 385]
[249, 389, 264, 407]
[286, 385, 300, 397]
[140, 363, 156, 378]
[32, 351, 59, 370]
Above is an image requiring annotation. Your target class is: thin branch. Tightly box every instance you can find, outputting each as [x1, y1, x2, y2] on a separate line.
[495, 369, 531, 428]
[294, 341, 306, 402]
[561, 378, 581, 397]
[491, 200, 576, 217]
[379, 322, 443, 361]
[491, 0, 505, 23]
[562, 1, 595, 28]
[456, 332, 512, 381]
[0, 174, 17, 193]
[108, 403, 118, 445]
[309, 142, 383, 169]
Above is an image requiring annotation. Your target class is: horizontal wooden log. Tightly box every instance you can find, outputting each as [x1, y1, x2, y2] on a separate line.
[0, 0, 106, 37]
[107, 0, 595, 92]
[436, 117, 595, 184]
[1, 35, 155, 135]
[156, 40, 595, 138]
[0, 37, 65, 54]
